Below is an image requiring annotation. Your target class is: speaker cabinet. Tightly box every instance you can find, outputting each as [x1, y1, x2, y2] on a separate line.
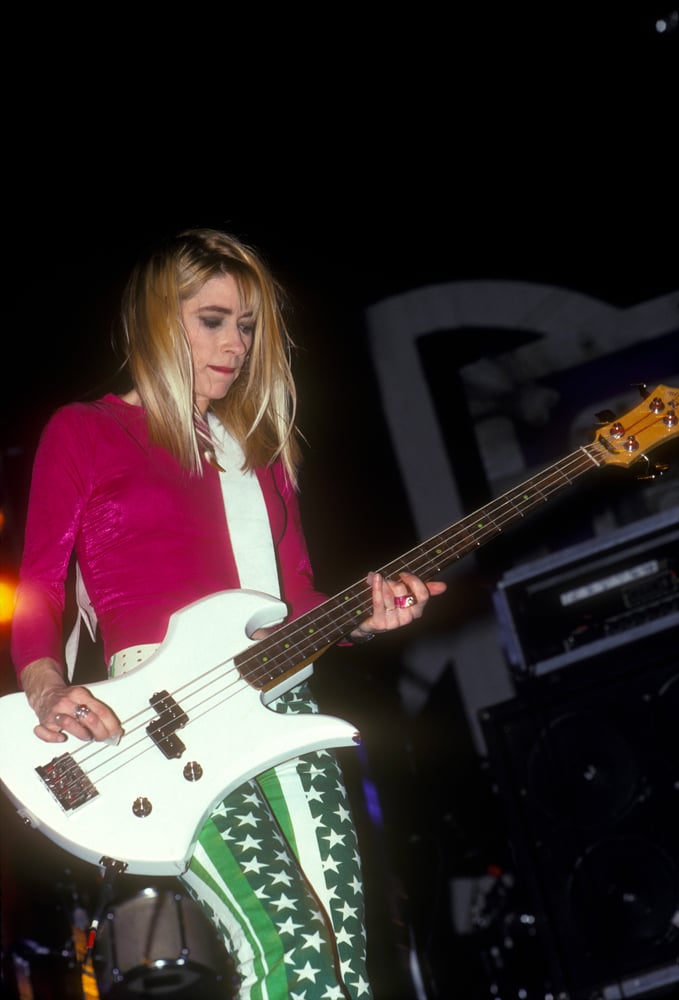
[479, 630, 679, 999]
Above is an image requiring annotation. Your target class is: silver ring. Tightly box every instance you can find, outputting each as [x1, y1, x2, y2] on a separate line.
[74, 704, 91, 720]
[394, 594, 416, 609]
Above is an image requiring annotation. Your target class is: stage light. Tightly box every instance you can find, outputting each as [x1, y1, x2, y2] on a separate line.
[0, 575, 17, 626]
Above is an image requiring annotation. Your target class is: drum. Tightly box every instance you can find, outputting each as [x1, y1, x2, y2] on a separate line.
[93, 886, 236, 998]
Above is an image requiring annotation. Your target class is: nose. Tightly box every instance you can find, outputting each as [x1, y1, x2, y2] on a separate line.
[221, 323, 248, 356]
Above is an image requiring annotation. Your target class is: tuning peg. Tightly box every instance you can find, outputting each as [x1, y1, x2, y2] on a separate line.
[632, 382, 650, 399]
[595, 409, 618, 423]
[634, 458, 670, 480]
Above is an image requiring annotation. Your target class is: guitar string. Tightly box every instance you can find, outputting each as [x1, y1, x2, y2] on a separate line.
[43, 412, 668, 807]
[81, 399, 671, 737]
[43, 441, 608, 805]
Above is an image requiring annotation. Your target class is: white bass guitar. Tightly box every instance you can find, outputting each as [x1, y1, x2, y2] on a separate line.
[0, 383, 676, 875]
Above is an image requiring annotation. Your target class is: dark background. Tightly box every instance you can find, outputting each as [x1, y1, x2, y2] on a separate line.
[1, 5, 678, 998]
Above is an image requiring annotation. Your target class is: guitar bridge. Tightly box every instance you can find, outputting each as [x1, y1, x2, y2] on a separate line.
[36, 753, 99, 811]
[147, 690, 188, 759]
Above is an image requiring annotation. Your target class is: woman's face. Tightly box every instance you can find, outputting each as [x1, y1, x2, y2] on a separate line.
[182, 273, 254, 414]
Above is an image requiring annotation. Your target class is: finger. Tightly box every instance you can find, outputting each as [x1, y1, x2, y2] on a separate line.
[376, 573, 403, 619]
[33, 722, 68, 744]
[369, 571, 390, 610]
[397, 571, 428, 599]
[399, 571, 448, 600]
[394, 592, 417, 609]
[53, 697, 122, 744]
[382, 574, 417, 614]
[397, 572, 440, 613]
[362, 572, 394, 631]
[74, 701, 123, 743]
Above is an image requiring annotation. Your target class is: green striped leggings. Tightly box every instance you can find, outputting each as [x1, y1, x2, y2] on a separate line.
[178, 684, 373, 1000]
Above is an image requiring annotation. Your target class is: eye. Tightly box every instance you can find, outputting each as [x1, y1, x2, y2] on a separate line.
[202, 316, 223, 331]
[239, 322, 255, 338]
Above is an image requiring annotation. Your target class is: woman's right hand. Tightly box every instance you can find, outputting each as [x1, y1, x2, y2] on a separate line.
[21, 658, 123, 745]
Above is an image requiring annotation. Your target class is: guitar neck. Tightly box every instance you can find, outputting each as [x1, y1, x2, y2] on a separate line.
[238, 442, 605, 691]
[239, 380, 678, 693]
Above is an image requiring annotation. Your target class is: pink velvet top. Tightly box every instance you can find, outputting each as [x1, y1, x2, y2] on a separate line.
[11, 394, 327, 678]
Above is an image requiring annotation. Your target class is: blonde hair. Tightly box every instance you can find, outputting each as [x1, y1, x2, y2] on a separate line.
[120, 228, 302, 486]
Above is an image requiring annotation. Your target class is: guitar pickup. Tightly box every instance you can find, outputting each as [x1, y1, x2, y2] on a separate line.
[36, 753, 99, 811]
[147, 690, 189, 759]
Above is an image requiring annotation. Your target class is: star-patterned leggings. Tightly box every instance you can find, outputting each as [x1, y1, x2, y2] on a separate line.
[178, 683, 373, 1000]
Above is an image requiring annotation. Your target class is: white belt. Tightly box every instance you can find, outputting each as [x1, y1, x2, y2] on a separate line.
[109, 643, 161, 677]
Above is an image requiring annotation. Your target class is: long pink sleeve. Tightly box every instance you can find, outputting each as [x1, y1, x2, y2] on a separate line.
[11, 396, 327, 678]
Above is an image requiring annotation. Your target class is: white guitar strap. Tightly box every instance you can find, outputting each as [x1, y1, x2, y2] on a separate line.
[207, 413, 281, 599]
[64, 417, 281, 680]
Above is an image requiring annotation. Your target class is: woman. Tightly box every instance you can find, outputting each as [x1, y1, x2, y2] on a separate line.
[10, 228, 446, 998]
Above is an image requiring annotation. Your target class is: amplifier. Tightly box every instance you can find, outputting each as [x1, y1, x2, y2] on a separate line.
[493, 508, 679, 678]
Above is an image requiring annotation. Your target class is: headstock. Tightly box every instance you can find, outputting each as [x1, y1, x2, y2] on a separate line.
[594, 383, 678, 470]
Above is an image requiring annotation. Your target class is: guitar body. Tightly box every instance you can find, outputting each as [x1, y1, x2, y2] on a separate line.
[0, 590, 360, 875]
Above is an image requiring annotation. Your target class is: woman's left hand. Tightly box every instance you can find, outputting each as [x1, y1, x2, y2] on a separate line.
[349, 570, 447, 642]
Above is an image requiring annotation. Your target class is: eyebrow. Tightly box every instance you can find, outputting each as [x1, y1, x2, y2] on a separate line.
[196, 305, 254, 318]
